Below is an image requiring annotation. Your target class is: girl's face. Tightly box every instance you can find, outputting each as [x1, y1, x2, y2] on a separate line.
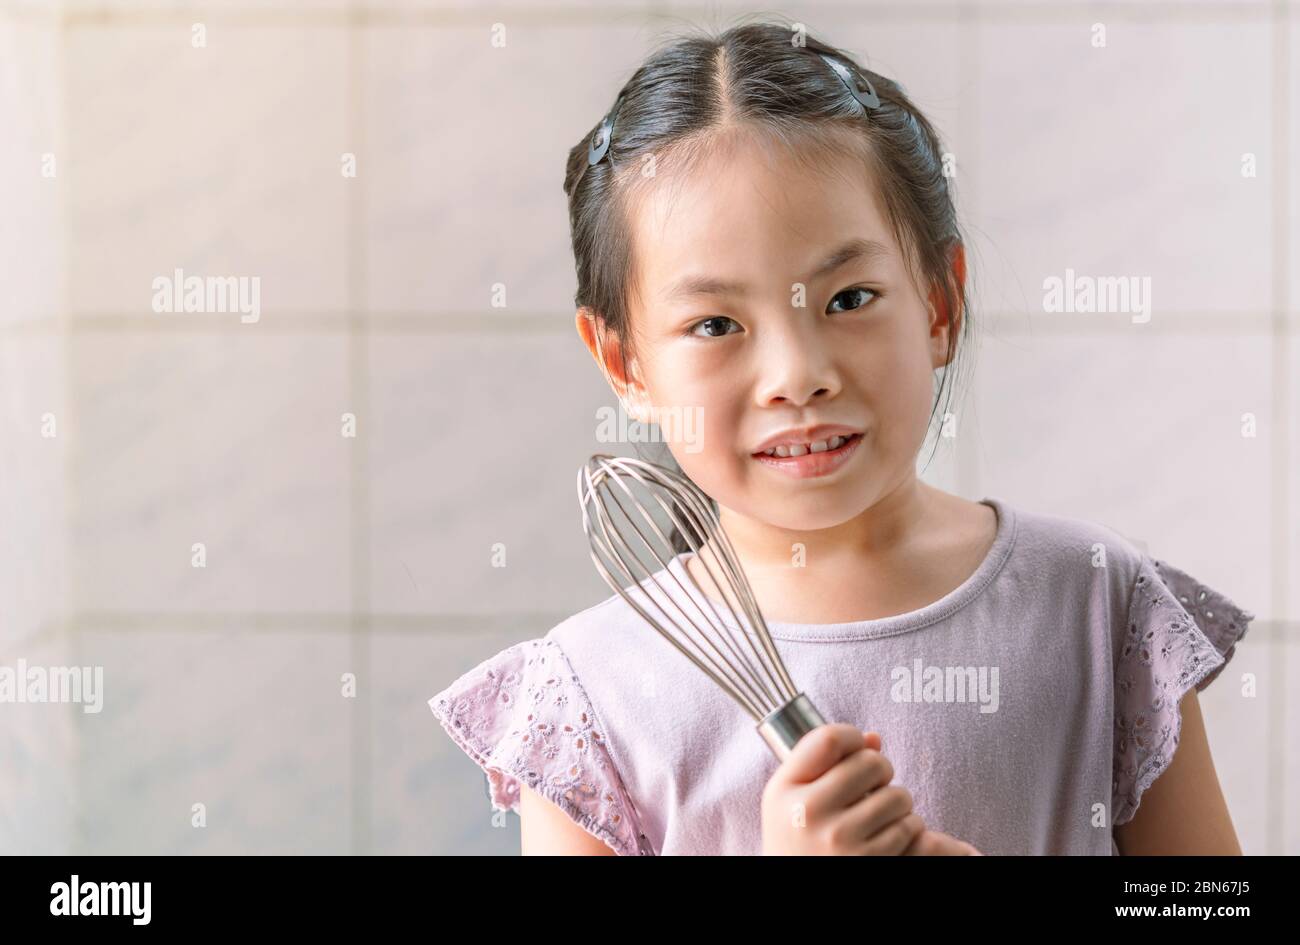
[606, 131, 957, 534]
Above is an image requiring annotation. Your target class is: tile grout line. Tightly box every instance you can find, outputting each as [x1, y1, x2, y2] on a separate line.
[347, 0, 371, 858]
[55, 3, 82, 856]
[34, 2, 1286, 30]
[0, 610, 585, 662]
[1266, 0, 1291, 858]
[3, 311, 1292, 335]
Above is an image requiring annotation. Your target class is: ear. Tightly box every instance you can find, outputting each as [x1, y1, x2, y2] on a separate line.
[574, 307, 653, 424]
[926, 241, 967, 369]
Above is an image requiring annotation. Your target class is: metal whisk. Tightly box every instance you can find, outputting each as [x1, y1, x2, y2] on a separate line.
[576, 453, 827, 761]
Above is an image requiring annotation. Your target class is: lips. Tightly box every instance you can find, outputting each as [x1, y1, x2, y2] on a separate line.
[751, 432, 864, 480]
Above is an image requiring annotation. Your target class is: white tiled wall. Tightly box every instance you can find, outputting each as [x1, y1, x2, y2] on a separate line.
[73, 623, 354, 855]
[0, 0, 1294, 856]
[68, 332, 354, 614]
[0, 3, 72, 853]
[64, 22, 352, 318]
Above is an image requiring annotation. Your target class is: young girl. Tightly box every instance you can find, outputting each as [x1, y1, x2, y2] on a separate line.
[429, 21, 1253, 856]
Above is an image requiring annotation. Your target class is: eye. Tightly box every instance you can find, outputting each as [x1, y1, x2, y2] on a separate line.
[686, 315, 741, 339]
[827, 286, 879, 314]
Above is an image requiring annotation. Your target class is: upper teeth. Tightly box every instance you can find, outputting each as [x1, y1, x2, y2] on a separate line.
[762, 435, 849, 457]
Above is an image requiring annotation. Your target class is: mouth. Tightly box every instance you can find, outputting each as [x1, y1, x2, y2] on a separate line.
[750, 432, 864, 479]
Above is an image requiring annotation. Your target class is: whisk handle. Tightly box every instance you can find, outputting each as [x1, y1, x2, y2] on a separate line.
[756, 693, 828, 761]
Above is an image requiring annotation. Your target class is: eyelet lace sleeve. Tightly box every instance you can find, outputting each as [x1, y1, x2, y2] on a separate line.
[1111, 555, 1255, 828]
[429, 637, 651, 855]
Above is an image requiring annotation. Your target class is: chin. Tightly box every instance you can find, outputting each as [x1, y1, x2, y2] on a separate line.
[770, 508, 859, 532]
[736, 493, 864, 532]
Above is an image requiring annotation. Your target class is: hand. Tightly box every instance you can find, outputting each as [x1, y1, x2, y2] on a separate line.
[903, 829, 982, 855]
[761, 724, 924, 855]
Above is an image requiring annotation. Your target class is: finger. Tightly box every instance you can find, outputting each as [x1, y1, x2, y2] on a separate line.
[932, 832, 982, 856]
[839, 784, 914, 839]
[860, 812, 925, 856]
[816, 748, 896, 811]
[902, 829, 936, 856]
[930, 832, 971, 855]
[862, 731, 882, 751]
[778, 723, 871, 786]
[906, 829, 971, 856]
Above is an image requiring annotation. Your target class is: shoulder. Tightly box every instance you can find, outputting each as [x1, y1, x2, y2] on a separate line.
[545, 581, 676, 668]
[546, 588, 637, 642]
[992, 497, 1149, 598]
[1002, 500, 1252, 637]
[1005, 498, 1144, 565]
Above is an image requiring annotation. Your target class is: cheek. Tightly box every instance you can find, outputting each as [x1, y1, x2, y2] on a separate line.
[868, 351, 933, 413]
[669, 445, 749, 525]
[643, 359, 744, 467]
[849, 330, 938, 444]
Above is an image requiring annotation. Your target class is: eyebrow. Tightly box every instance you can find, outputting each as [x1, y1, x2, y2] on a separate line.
[663, 237, 892, 302]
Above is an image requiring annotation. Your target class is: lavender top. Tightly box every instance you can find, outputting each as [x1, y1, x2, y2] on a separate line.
[429, 497, 1253, 855]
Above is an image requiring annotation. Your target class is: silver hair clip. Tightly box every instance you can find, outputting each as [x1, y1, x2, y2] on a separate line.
[819, 53, 881, 111]
[587, 93, 625, 167]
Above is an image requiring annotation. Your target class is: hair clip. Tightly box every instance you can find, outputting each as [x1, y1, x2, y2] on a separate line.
[819, 53, 881, 111]
[587, 93, 625, 167]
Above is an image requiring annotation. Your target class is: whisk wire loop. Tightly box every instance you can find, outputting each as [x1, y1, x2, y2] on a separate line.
[577, 454, 803, 721]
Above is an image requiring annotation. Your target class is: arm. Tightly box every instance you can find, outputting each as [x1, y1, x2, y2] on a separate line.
[519, 783, 618, 856]
[1113, 688, 1242, 855]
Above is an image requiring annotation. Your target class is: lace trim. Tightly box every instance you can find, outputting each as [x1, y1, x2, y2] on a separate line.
[429, 638, 654, 855]
[1111, 556, 1255, 828]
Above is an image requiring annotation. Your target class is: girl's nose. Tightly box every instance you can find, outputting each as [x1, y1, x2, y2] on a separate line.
[752, 322, 842, 407]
